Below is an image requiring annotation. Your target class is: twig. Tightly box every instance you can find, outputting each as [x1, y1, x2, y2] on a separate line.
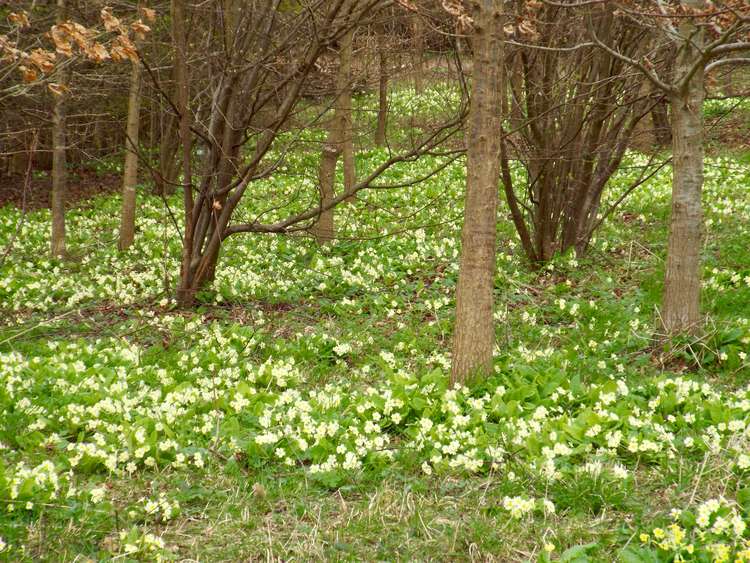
[0, 130, 38, 269]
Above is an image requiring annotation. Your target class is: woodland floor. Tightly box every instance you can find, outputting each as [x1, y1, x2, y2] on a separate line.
[0, 90, 749, 562]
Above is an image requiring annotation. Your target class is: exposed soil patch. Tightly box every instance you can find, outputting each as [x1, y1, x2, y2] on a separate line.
[0, 169, 121, 210]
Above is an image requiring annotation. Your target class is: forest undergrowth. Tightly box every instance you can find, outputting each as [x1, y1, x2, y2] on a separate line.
[1, 90, 750, 562]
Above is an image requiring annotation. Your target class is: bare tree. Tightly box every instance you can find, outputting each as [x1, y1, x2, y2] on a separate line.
[159, 0, 465, 306]
[499, 2, 657, 263]
[311, 6, 365, 243]
[310, 118, 340, 243]
[375, 19, 390, 146]
[173, 0, 194, 304]
[588, 0, 750, 334]
[118, 11, 144, 251]
[51, 0, 70, 258]
[451, 0, 505, 383]
[1, 3, 153, 257]
[338, 12, 358, 197]
[412, 13, 426, 93]
[662, 0, 707, 335]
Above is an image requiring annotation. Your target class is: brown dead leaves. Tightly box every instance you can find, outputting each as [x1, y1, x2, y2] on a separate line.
[2, 6, 155, 88]
[8, 11, 31, 28]
[47, 82, 69, 97]
[141, 7, 157, 23]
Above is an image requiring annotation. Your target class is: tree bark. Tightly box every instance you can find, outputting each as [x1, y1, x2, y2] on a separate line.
[310, 9, 358, 243]
[662, 7, 705, 334]
[156, 112, 179, 196]
[311, 122, 340, 243]
[412, 15, 425, 94]
[312, 17, 357, 243]
[337, 24, 357, 198]
[375, 28, 388, 147]
[451, 1, 504, 384]
[174, 0, 194, 306]
[651, 98, 672, 147]
[149, 92, 159, 148]
[118, 50, 143, 251]
[153, 29, 178, 195]
[50, 0, 69, 258]
[93, 118, 105, 156]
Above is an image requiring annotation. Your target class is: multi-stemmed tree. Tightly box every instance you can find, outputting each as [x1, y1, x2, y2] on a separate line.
[590, 0, 750, 334]
[449, 0, 660, 381]
[449, 0, 749, 382]
[161, 0, 466, 306]
[500, 1, 660, 263]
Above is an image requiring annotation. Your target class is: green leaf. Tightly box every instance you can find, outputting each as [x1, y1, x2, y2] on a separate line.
[559, 542, 597, 563]
[410, 395, 427, 411]
[618, 547, 659, 563]
[737, 489, 750, 513]
[660, 392, 677, 415]
[537, 552, 552, 563]
[707, 402, 727, 424]
[720, 327, 743, 344]
[570, 373, 583, 396]
[680, 509, 697, 528]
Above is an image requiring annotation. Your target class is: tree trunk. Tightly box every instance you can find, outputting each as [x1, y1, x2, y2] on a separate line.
[118, 52, 143, 251]
[375, 29, 388, 147]
[149, 88, 159, 148]
[662, 10, 705, 334]
[50, 0, 69, 258]
[337, 25, 357, 198]
[93, 118, 104, 156]
[151, 27, 178, 194]
[311, 122, 340, 243]
[312, 19, 357, 243]
[451, 1, 504, 384]
[174, 0, 195, 307]
[156, 113, 179, 196]
[413, 15, 425, 94]
[651, 99, 672, 146]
